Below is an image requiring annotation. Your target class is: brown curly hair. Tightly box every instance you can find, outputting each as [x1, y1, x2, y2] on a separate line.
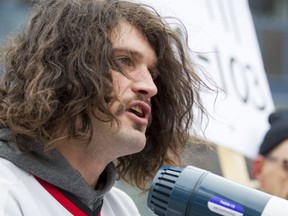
[0, 0, 210, 189]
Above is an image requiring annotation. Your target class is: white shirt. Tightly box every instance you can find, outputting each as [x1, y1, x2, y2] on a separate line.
[0, 158, 140, 216]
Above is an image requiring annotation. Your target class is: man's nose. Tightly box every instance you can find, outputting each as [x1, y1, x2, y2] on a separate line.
[131, 67, 158, 99]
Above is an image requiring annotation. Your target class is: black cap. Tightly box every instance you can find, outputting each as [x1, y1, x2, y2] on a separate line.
[259, 110, 288, 156]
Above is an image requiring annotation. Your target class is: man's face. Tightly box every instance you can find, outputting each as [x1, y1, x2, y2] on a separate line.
[259, 139, 288, 199]
[91, 21, 158, 158]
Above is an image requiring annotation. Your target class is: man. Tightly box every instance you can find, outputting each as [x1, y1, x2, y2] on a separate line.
[253, 110, 288, 200]
[0, 0, 208, 215]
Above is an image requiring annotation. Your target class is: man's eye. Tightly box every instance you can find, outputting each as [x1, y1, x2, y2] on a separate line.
[117, 57, 132, 66]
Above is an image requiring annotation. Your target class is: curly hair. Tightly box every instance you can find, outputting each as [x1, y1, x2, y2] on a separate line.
[0, 0, 210, 189]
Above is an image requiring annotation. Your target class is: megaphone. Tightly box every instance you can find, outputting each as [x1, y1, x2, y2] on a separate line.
[147, 165, 288, 216]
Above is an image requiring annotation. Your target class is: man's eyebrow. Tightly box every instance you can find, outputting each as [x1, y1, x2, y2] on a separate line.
[113, 47, 142, 57]
[113, 47, 158, 67]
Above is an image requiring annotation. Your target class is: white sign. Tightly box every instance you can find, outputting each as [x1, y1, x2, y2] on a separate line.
[136, 0, 275, 158]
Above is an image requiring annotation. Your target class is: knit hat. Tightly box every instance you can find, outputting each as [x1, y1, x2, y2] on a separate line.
[259, 110, 288, 155]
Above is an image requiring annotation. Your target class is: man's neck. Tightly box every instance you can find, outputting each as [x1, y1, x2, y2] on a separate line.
[55, 139, 110, 188]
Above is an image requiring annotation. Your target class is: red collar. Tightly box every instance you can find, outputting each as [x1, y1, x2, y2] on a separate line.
[35, 176, 101, 216]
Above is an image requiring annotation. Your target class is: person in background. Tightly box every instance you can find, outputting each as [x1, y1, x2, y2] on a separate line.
[253, 110, 288, 199]
[0, 0, 209, 215]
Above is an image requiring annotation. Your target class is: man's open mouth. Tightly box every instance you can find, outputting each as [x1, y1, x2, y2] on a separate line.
[128, 105, 145, 118]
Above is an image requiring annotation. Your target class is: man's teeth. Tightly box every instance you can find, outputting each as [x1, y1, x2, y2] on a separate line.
[130, 106, 144, 117]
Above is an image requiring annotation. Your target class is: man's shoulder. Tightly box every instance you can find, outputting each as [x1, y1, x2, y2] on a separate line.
[0, 158, 36, 215]
[0, 157, 35, 200]
[0, 158, 73, 216]
[102, 186, 140, 216]
[0, 157, 32, 183]
[107, 186, 131, 197]
[104, 186, 135, 204]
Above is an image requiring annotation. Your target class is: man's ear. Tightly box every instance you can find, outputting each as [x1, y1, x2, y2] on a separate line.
[252, 155, 265, 180]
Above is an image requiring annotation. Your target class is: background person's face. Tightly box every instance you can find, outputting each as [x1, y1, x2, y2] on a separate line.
[259, 140, 288, 199]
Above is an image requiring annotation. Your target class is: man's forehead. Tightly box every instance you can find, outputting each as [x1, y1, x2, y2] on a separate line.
[111, 22, 157, 65]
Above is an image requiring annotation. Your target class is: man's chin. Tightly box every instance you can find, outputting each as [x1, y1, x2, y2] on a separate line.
[130, 138, 147, 154]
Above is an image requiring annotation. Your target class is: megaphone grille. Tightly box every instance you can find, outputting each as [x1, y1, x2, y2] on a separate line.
[147, 166, 183, 215]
